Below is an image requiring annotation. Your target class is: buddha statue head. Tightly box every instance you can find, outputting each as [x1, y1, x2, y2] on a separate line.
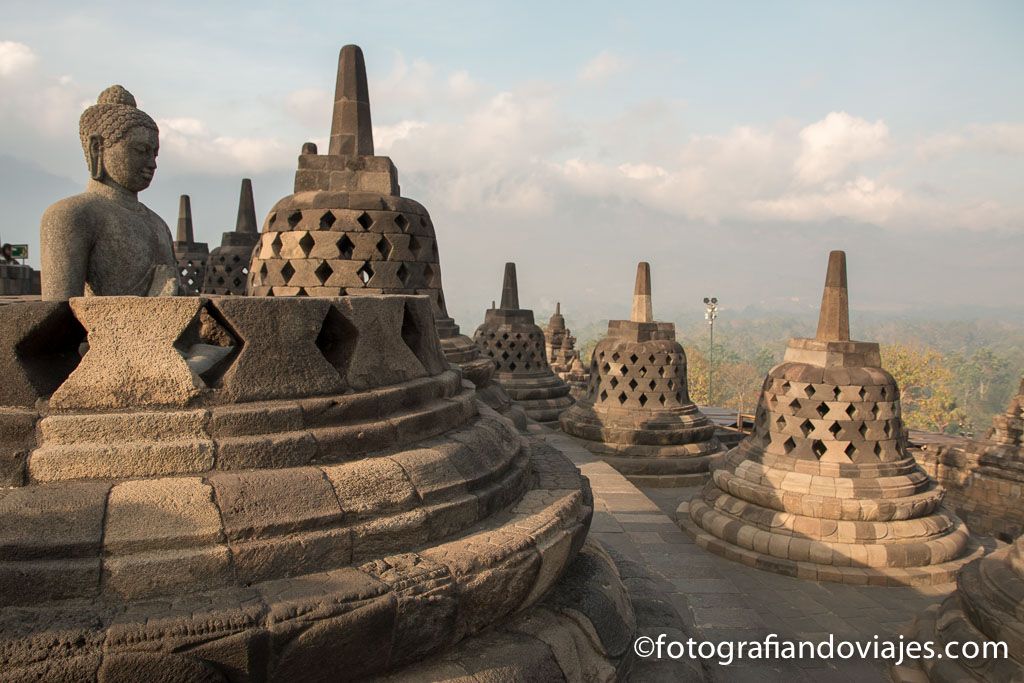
[78, 85, 160, 194]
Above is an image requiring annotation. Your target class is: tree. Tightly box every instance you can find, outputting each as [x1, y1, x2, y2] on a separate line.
[881, 344, 966, 434]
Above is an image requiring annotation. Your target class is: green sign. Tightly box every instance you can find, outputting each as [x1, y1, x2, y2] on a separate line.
[10, 245, 28, 258]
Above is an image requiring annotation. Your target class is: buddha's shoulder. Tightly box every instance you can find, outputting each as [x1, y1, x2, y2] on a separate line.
[40, 192, 111, 225]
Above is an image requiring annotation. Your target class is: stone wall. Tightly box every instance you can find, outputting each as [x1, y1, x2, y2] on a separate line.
[0, 263, 40, 295]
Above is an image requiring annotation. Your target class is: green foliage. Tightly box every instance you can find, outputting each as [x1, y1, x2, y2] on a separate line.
[573, 314, 1023, 435]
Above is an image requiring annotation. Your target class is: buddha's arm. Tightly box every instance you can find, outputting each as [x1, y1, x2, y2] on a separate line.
[40, 202, 91, 300]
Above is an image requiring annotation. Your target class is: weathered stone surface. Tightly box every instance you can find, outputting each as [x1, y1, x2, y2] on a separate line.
[322, 457, 419, 518]
[212, 297, 345, 401]
[333, 296, 428, 390]
[0, 302, 84, 407]
[210, 467, 343, 541]
[104, 478, 223, 554]
[50, 297, 203, 410]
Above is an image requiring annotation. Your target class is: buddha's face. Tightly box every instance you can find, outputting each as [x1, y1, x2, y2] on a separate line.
[102, 126, 159, 192]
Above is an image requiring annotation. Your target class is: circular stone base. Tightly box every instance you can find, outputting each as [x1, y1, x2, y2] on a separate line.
[386, 539, 637, 681]
[676, 500, 990, 586]
[623, 471, 711, 488]
[564, 435, 724, 486]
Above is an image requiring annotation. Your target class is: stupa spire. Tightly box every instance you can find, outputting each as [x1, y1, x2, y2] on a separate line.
[328, 44, 374, 157]
[500, 262, 519, 310]
[815, 250, 850, 342]
[235, 178, 257, 234]
[631, 261, 653, 323]
[556, 302, 561, 315]
[176, 195, 194, 244]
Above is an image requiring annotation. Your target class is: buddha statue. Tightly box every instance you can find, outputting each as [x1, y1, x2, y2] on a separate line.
[40, 85, 178, 300]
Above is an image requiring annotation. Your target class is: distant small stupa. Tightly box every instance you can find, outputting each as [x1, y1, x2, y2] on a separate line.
[171, 195, 209, 295]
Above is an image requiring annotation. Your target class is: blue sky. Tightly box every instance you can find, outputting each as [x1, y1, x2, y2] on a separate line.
[1, 1, 1022, 324]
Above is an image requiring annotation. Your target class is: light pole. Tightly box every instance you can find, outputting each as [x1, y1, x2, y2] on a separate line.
[703, 297, 718, 405]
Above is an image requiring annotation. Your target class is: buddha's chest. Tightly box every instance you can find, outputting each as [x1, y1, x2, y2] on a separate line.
[88, 211, 175, 295]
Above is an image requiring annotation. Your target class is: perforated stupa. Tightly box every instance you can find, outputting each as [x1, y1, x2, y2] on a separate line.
[473, 263, 574, 426]
[202, 178, 259, 296]
[172, 194, 208, 296]
[560, 262, 723, 485]
[244, 45, 521, 425]
[679, 251, 982, 584]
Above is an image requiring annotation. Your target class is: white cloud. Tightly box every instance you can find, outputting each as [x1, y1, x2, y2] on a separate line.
[447, 70, 479, 98]
[374, 120, 428, 152]
[579, 50, 626, 83]
[157, 116, 292, 173]
[795, 112, 889, 184]
[919, 122, 1024, 159]
[284, 87, 332, 129]
[0, 41, 37, 77]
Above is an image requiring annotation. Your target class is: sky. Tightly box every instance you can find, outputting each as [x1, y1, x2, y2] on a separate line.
[1, 1, 1022, 328]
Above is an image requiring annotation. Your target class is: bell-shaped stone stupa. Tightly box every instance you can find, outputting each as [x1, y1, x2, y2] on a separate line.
[244, 45, 522, 426]
[172, 195, 208, 295]
[561, 262, 723, 485]
[473, 263, 574, 426]
[680, 251, 983, 584]
[202, 178, 259, 296]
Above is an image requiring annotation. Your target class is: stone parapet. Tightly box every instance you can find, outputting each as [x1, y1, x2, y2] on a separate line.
[0, 293, 634, 679]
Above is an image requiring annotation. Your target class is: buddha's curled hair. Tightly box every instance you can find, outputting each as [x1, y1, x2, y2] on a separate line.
[79, 85, 159, 159]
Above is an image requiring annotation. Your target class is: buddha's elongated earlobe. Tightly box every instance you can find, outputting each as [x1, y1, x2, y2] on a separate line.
[88, 135, 104, 180]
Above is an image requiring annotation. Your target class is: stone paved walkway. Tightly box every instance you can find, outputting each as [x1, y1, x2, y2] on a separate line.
[532, 427, 954, 682]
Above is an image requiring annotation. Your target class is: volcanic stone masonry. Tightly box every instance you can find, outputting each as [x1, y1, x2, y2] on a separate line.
[912, 377, 1024, 542]
[4, 70, 636, 681]
[172, 194, 209, 296]
[201, 178, 260, 296]
[0, 295, 636, 680]
[244, 44, 525, 428]
[893, 532, 1024, 681]
[473, 263, 575, 427]
[679, 251, 984, 585]
[560, 262, 723, 486]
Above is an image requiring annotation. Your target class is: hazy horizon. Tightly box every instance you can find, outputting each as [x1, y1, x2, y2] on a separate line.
[2, 1, 1021, 324]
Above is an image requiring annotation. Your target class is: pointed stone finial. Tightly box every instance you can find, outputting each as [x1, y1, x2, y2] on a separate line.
[176, 195, 194, 243]
[235, 179, 257, 234]
[329, 44, 374, 157]
[500, 262, 519, 310]
[556, 302, 561, 315]
[815, 250, 850, 342]
[631, 261, 653, 323]
[491, 300, 496, 310]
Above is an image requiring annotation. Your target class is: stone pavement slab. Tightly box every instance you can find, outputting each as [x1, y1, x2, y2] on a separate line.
[532, 426, 955, 682]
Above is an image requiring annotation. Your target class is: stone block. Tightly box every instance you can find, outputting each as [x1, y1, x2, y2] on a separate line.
[210, 467, 344, 541]
[49, 297, 205, 410]
[103, 477, 223, 555]
[212, 298, 345, 402]
[321, 457, 419, 518]
[102, 546, 231, 601]
[0, 481, 110, 560]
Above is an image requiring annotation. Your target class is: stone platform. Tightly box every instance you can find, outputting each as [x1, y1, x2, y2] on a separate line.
[0, 295, 634, 681]
[536, 427, 967, 682]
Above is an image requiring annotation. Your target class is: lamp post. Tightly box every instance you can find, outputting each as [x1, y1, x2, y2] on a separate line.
[703, 297, 718, 405]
